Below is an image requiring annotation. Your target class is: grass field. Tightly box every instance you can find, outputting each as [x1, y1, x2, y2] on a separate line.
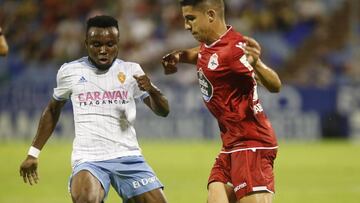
[1, 139, 360, 203]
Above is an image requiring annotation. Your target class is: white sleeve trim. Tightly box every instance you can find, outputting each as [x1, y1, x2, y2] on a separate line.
[52, 94, 68, 101]
[139, 92, 149, 101]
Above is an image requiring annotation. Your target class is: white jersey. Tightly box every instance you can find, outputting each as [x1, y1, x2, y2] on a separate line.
[53, 57, 149, 167]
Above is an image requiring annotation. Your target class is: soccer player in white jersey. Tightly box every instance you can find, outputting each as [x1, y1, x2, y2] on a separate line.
[19, 15, 169, 203]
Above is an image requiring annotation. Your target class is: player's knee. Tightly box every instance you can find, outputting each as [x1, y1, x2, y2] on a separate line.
[130, 189, 168, 203]
[239, 191, 273, 203]
[71, 187, 103, 203]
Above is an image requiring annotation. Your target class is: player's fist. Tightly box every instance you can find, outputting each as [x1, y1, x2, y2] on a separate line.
[243, 36, 261, 67]
[161, 51, 180, 75]
[133, 74, 152, 92]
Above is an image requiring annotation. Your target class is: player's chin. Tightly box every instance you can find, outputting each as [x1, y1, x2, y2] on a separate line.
[96, 59, 113, 70]
[96, 62, 112, 70]
[191, 33, 199, 39]
[192, 35, 204, 43]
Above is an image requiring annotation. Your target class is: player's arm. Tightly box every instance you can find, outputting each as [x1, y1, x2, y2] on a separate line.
[244, 36, 282, 93]
[253, 59, 282, 93]
[19, 98, 66, 185]
[0, 26, 9, 56]
[133, 75, 169, 117]
[161, 46, 199, 74]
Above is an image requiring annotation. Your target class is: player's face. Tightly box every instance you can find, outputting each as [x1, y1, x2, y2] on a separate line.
[182, 5, 212, 44]
[86, 27, 119, 70]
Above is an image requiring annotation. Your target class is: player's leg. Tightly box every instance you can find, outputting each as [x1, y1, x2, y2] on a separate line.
[109, 156, 166, 203]
[231, 149, 277, 203]
[207, 181, 236, 203]
[126, 188, 167, 203]
[238, 192, 273, 203]
[207, 152, 236, 203]
[69, 162, 110, 203]
[71, 170, 105, 203]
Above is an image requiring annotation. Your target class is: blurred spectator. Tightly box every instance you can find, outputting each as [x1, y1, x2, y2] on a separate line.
[52, 14, 83, 62]
[0, 0, 356, 87]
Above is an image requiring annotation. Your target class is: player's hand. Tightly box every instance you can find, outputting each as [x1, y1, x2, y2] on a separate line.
[161, 51, 180, 75]
[244, 36, 261, 67]
[133, 74, 154, 92]
[20, 156, 39, 185]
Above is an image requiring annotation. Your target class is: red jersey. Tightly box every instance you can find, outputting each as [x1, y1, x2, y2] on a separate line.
[196, 27, 277, 151]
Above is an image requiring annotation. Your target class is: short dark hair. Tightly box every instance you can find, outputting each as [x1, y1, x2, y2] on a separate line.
[179, 0, 224, 17]
[179, 0, 204, 7]
[179, 0, 223, 7]
[86, 15, 119, 32]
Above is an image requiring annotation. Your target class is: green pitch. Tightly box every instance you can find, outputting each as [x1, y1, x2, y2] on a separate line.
[1, 139, 360, 203]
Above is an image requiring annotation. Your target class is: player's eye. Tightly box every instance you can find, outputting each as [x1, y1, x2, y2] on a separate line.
[92, 42, 101, 47]
[185, 16, 195, 21]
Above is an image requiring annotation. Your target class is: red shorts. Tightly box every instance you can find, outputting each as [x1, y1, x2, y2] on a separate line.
[208, 148, 277, 200]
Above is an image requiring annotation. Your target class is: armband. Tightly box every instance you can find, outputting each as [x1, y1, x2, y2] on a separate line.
[28, 146, 41, 158]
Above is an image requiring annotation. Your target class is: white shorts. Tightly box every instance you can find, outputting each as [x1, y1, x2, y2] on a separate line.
[69, 156, 163, 202]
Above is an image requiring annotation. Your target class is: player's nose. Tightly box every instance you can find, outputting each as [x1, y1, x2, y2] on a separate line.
[184, 22, 191, 30]
[99, 46, 107, 54]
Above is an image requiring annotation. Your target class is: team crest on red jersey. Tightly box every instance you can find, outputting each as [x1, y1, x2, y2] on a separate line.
[208, 53, 219, 70]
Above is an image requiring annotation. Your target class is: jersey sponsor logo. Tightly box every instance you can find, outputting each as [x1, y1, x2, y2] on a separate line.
[208, 53, 219, 70]
[234, 182, 247, 192]
[78, 90, 128, 102]
[78, 90, 129, 106]
[78, 76, 87, 83]
[132, 176, 158, 189]
[197, 68, 213, 102]
[118, 72, 126, 84]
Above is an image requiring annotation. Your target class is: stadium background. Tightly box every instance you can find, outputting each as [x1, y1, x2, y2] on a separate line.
[0, 0, 359, 202]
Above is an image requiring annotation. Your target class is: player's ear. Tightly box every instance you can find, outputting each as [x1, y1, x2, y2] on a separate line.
[207, 9, 216, 22]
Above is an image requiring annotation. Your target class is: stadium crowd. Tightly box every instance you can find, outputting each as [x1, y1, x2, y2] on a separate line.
[0, 0, 358, 88]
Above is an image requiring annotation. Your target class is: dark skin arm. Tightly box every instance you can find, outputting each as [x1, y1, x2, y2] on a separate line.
[133, 74, 169, 117]
[19, 98, 66, 185]
[161, 37, 281, 93]
[0, 26, 9, 56]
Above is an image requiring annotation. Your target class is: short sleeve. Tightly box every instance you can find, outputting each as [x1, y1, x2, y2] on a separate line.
[53, 65, 72, 101]
[229, 39, 254, 74]
[132, 63, 149, 101]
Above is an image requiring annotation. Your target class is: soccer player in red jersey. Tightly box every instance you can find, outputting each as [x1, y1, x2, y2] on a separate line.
[162, 0, 282, 203]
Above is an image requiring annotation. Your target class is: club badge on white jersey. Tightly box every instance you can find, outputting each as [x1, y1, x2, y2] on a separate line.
[208, 53, 219, 70]
[118, 72, 126, 84]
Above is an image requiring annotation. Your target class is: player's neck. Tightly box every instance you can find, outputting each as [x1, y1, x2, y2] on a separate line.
[87, 57, 113, 73]
[206, 22, 228, 45]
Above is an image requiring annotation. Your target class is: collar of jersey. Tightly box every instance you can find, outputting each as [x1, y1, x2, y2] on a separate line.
[85, 56, 115, 75]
